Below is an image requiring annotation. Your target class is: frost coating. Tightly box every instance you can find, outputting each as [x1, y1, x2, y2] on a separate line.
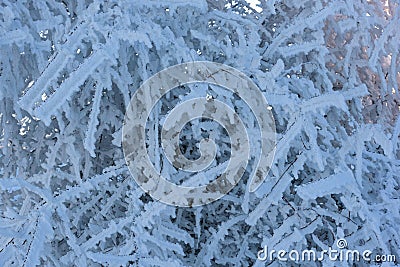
[122, 61, 276, 207]
[162, 98, 247, 173]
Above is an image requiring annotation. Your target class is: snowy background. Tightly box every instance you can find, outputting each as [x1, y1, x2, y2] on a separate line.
[0, 0, 399, 266]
